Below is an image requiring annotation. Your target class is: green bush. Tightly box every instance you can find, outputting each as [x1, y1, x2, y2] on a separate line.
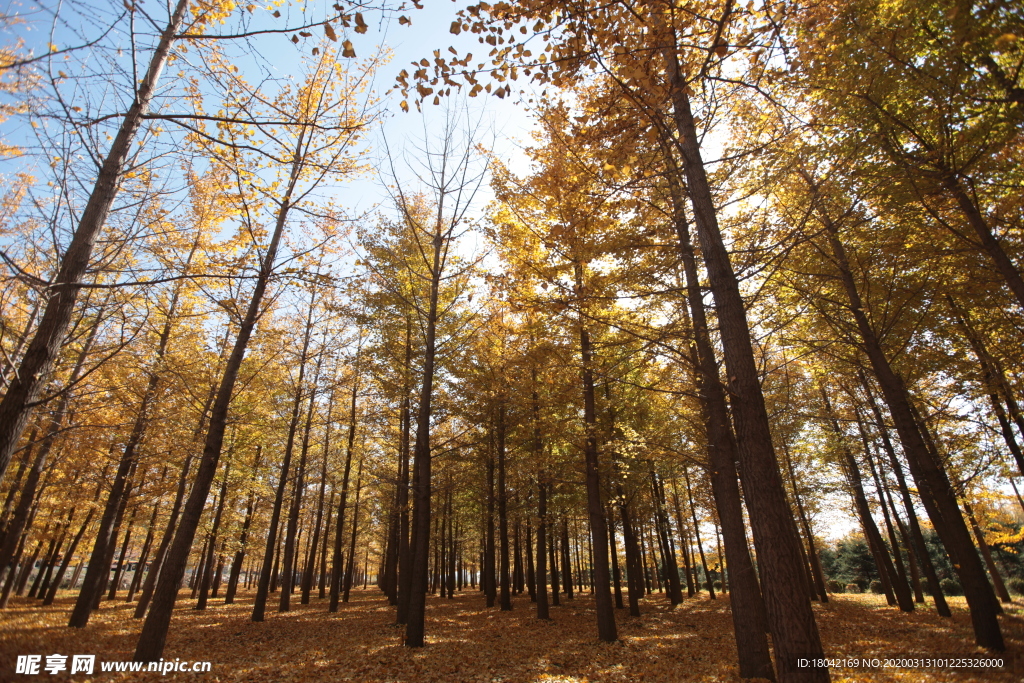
[826, 580, 844, 593]
[939, 578, 963, 596]
[845, 583, 862, 594]
[1008, 577, 1024, 596]
[869, 580, 884, 594]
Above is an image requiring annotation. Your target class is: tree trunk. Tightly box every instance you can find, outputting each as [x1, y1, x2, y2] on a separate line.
[860, 370, 945, 613]
[134, 125, 310, 662]
[0, 0, 191, 483]
[560, 516, 574, 600]
[332, 345, 362, 611]
[226, 446, 262, 605]
[575, 267, 616, 641]
[133, 451, 194, 619]
[618, 489, 642, 616]
[684, 468, 715, 600]
[197, 456, 231, 610]
[963, 501, 1011, 604]
[818, 206, 1001, 648]
[525, 518, 535, 601]
[821, 387, 911, 611]
[127, 501, 161, 602]
[649, 464, 682, 605]
[484, 436, 496, 608]
[856, 411, 913, 602]
[514, 517, 524, 595]
[947, 296, 1024, 477]
[318, 487, 334, 600]
[403, 231, 444, 648]
[781, 442, 828, 604]
[536, 478, 550, 620]
[662, 41, 825, 680]
[343, 454, 365, 603]
[608, 511, 624, 609]
[497, 405, 512, 611]
[43, 506, 96, 605]
[394, 319, 413, 616]
[549, 513, 560, 607]
[302, 390, 334, 604]
[280, 295, 324, 614]
[3, 311, 102, 595]
[108, 506, 138, 600]
[943, 175, 1024, 311]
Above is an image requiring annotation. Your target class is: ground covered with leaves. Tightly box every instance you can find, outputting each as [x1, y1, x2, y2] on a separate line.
[2, 589, 1022, 682]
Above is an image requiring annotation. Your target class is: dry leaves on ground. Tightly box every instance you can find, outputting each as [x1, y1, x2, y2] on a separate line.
[1, 589, 1022, 682]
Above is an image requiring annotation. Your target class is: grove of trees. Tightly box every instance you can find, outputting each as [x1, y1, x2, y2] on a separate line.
[1, 0, 1022, 681]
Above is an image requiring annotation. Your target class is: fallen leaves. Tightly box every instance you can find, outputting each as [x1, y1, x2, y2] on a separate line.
[1, 590, 1021, 681]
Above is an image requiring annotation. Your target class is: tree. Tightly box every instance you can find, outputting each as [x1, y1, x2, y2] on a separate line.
[134, 42, 379, 661]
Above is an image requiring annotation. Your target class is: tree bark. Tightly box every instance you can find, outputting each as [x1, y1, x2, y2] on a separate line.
[855, 409, 913, 603]
[225, 446, 262, 604]
[0, 0, 191, 483]
[279, 293, 324, 614]
[661, 35, 826, 681]
[302, 389, 334, 604]
[134, 125, 310, 662]
[404, 231, 444, 648]
[575, 261, 616, 642]
[343, 453, 365, 603]
[943, 175, 1024, 311]
[43, 506, 96, 605]
[684, 467, 715, 600]
[781, 442, 828, 604]
[2, 306, 103, 590]
[197, 456, 231, 610]
[817, 203, 1001, 649]
[820, 388, 910, 611]
[860, 370, 945, 613]
[608, 511, 624, 609]
[963, 501, 1011, 604]
[332, 346, 361, 611]
[484, 433, 497, 608]
[497, 405, 512, 611]
[650, 464, 682, 605]
[536, 478, 551, 620]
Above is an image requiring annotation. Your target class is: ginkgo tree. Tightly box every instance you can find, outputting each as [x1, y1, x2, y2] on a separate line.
[133, 39, 381, 662]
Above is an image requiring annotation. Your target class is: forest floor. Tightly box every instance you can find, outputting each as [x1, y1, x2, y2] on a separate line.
[2, 588, 1023, 682]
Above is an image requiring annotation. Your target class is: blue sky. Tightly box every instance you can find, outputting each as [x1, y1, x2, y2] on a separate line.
[241, 0, 542, 214]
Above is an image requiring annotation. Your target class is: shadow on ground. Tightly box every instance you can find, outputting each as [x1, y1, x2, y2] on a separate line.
[1, 587, 1021, 681]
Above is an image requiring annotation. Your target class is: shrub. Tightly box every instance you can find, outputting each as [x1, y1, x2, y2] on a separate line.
[713, 581, 722, 590]
[869, 580, 883, 594]
[939, 578, 963, 596]
[1008, 577, 1024, 596]
[826, 579, 844, 594]
[845, 583, 862, 594]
